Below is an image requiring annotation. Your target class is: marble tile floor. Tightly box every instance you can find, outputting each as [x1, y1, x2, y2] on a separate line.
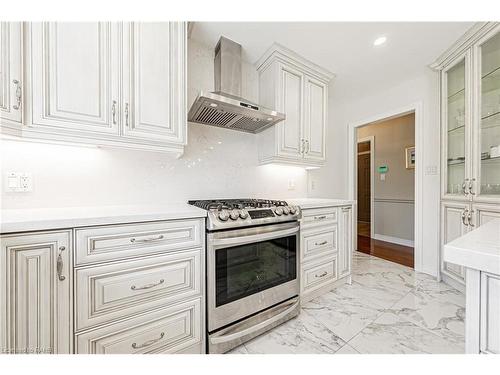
[229, 251, 465, 354]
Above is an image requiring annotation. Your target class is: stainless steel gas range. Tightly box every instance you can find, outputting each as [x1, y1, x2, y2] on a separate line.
[188, 199, 301, 353]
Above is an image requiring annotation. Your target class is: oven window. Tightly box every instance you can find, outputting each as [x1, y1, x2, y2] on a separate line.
[215, 234, 297, 307]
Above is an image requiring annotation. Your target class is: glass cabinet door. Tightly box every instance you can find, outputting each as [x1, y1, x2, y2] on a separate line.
[444, 56, 468, 197]
[477, 29, 500, 199]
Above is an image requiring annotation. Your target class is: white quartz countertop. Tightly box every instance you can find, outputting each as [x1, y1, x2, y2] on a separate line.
[286, 198, 355, 209]
[1, 204, 207, 234]
[444, 219, 500, 275]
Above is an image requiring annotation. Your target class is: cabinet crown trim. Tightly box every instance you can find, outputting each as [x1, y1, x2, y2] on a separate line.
[255, 42, 335, 82]
[430, 22, 498, 70]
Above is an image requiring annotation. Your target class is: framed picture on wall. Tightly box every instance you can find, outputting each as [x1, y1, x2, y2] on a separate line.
[405, 146, 415, 169]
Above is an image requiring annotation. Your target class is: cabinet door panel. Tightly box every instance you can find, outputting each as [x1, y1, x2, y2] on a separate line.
[122, 22, 186, 144]
[304, 76, 326, 161]
[0, 231, 71, 354]
[473, 203, 500, 226]
[338, 206, 353, 278]
[30, 22, 119, 135]
[441, 203, 469, 283]
[480, 272, 500, 354]
[474, 27, 500, 202]
[442, 53, 471, 200]
[0, 22, 22, 125]
[277, 65, 303, 158]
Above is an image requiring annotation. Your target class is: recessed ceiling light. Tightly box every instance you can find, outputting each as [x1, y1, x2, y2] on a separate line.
[373, 36, 387, 46]
[267, 117, 273, 121]
[209, 103, 218, 107]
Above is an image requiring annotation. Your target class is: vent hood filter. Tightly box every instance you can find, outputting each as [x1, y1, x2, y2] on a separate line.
[188, 37, 285, 134]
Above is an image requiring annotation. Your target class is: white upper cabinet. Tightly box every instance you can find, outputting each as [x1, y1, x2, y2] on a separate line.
[29, 22, 120, 136]
[122, 22, 186, 145]
[256, 43, 333, 167]
[0, 22, 23, 130]
[1, 22, 187, 155]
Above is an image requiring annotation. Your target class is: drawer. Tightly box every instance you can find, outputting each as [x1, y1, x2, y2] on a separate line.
[480, 272, 500, 354]
[75, 298, 202, 354]
[301, 207, 337, 228]
[301, 226, 337, 262]
[75, 219, 203, 265]
[75, 249, 202, 331]
[301, 256, 337, 294]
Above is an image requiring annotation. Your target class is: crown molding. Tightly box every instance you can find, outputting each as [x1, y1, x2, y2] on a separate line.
[430, 22, 499, 70]
[255, 42, 335, 83]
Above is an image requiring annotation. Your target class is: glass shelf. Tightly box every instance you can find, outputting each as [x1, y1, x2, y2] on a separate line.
[448, 88, 465, 102]
[448, 125, 465, 133]
[448, 159, 465, 166]
[481, 155, 500, 163]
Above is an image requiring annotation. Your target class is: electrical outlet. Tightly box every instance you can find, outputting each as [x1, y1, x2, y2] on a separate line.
[288, 179, 296, 190]
[380, 173, 386, 181]
[310, 180, 316, 190]
[5, 172, 33, 192]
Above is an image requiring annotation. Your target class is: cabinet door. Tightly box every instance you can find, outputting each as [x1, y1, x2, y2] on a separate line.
[472, 203, 500, 226]
[473, 26, 500, 203]
[441, 202, 469, 283]
[122, 22, 186, 144]
[29, 22, 120, 135]
[338, 206, 353, 278]
[442, 52, 472, 200]
[0, 231, 72, 354]
[0, 22, 22, 126]
[303, 75, 327, 161]
[480, 272, 500, 354]
[277, 64, 304, 159]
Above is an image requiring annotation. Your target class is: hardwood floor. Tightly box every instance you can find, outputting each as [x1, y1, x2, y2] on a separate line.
[357, 235, 414, 268]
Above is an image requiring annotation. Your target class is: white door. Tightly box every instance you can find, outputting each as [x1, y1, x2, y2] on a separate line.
[0, 231, 72, 354]
[0, 22, 22, 126]
[30, 22, 120, 135]
[338, 206, 353, 278]
[441, 202, 470, 283]
[122, 22, 186, 144]
[303, 75, 326, 162]
[277, 64, 304, 159]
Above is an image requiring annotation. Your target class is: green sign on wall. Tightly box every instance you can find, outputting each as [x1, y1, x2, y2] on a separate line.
[377, 165, 388, 173]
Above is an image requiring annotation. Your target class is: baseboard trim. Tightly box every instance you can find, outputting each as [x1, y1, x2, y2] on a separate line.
[373, 234, 414, 247]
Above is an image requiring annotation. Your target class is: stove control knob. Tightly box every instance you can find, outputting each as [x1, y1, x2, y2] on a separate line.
[230, 210, 239, 220]
[218, 210, 229, 221]
[289, 206, 297, 215]
[283, 206, 290, 215]
[275, 207, 284, 216]
[239, 210, 249, 219]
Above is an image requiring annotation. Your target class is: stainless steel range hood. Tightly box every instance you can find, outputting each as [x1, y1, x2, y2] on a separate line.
[188, 37, 285, 134]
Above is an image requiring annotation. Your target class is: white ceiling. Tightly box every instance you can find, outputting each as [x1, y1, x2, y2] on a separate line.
[190, 22, 474, 99]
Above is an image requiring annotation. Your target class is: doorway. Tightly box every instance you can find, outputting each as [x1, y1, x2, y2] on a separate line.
[355, 113, 416, 268]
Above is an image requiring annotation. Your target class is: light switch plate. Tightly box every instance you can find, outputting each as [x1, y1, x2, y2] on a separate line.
[425, 165, 438, 175]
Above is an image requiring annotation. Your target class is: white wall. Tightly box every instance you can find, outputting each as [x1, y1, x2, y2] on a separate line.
[0, 39, 308, 209]
[309, 69, 441, 276]
[357, 114, 415, 243]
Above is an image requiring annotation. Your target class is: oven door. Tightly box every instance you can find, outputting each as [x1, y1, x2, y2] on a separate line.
[207, 221, 299, 332]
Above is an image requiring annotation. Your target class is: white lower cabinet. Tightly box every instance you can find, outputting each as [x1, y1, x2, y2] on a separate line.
[480, 272, 500, 354]
[0, 231, 72, 354]
[75, 298, 202, 354]
[441, 201, 470, 285]
[299, 205, 353, 302]
[0, 217, 205, 354]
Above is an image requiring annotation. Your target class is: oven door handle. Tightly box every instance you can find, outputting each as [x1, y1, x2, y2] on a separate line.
[209, 297, 300, 345]
[211, 226, 299, 248]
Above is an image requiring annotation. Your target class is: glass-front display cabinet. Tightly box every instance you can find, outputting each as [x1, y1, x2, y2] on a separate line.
[442, 53, 470, 199]
[476, 29, 500, 200]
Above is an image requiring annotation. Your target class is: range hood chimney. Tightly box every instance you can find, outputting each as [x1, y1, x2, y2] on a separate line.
[188, 37, 285, 134]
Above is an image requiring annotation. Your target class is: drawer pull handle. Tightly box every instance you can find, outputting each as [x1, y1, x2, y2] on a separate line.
[315, 241, 328, 246]
[314, 215, 327, 220]
[131, 332, 165, 349]
[130, 235, 165, 243]
[315, 271, 328, 278]
[131, 279, 165, 291]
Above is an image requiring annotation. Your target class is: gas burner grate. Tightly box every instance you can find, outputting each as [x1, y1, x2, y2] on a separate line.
[188, 199, 288, 211]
